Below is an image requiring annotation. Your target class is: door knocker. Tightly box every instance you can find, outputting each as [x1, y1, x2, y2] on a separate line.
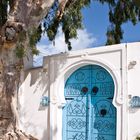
[100, 109, 107, 117]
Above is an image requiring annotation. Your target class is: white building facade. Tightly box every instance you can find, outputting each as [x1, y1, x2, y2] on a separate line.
[18, 42, 140, 140]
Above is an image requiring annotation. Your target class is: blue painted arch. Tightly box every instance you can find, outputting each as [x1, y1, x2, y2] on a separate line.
[62, 65, 116, 140]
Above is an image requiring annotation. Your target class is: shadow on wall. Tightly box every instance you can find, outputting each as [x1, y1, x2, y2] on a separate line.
[43, 53, 69, 87]
[41, 129, 49, 140]
[42, 126, 58, 140]
[26, 67, 49, 97]
[18, 67, 49, 139]
[18, 53, 69, 140]
[26, 52, 69, 98]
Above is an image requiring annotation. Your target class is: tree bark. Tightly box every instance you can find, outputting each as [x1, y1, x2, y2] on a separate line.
[0, 38, 39, 140]
[0, 0, 58, 139]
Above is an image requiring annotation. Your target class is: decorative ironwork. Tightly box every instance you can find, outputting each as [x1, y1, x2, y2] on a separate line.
[95, 135, 106, 140]
[96, 70, 107, 81]
[67, 118, 86, 129]
[75, 72, 85, 81]
[130, 96, 140, 108]
[63, 65, 116, 140]
[100, 83, 114, 96]
[70, 132, 85, 140]
[40, 96, 49, 106]
[67, 101, 86, 115]
[94, 120, 115, 132]
[94, 100, 115, 117]
[65, 84, 81, 96]
[94, 135, 115, 140]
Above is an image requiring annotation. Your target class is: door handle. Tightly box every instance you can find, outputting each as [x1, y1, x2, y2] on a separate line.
[100, 109, 107, 117]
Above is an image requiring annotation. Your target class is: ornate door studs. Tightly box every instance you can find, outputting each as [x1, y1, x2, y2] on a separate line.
[92, 86, 99, 94]
[81, 87, 88, 94]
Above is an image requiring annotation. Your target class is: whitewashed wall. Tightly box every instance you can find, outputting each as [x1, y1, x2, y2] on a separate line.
[18, 42, 140, 140]
[43, 44, 127, 140]
[18, 67, 50, 140]
[127, 42, 140, 140]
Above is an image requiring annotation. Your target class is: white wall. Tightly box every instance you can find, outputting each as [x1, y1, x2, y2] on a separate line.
[45, 44, 127, 140]
[127, 42, 140, 140]
[18, 42, 140, 140]
[18, 67, 50, 140]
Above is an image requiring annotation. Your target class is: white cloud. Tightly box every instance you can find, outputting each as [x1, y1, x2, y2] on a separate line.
[34, 28, 96, 66]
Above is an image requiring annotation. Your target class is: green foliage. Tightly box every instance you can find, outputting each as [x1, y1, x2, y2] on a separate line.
[1, 0, 140, 52]
[28, 25, 42, 55]
[46, 18, 60, 41]
[45, 0, 90, 50]
[15, 26, 41, 58]
[18, 31, 27, 42]
[15, 44, 26, 58]
[0, 0, 9, 27]
[0, 0, 14, 27]
[45, 0, 140, 48]
[61, 1, 84, 50]
[136, 136, 140, 140]
[134, 0, 140, 7]
[15, 31, 27, 58]
[105, 0, 140, 45]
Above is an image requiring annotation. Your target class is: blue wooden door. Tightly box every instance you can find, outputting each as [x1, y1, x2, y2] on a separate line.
[63, 65, 116, 140]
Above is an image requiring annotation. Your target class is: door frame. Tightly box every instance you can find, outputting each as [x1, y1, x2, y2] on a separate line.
[49, 58, 127, 140]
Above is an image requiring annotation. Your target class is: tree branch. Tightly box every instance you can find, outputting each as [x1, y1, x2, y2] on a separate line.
[57, 0, 69, 20]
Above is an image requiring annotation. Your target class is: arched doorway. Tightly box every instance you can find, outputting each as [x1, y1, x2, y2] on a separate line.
[62, 65, 116, 140]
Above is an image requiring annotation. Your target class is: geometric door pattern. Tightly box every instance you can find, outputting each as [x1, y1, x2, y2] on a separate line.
[63, 65, 116, 140]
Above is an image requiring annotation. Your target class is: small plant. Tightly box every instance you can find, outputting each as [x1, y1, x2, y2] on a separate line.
[136, 135, 140, 140]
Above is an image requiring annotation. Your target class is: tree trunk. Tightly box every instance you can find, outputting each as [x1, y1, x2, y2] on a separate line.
[0, 0, 57, 139]
[0, 41, 38, 140]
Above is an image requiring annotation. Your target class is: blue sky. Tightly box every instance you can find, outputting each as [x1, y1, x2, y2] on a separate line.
[82, 1, 140, 46]
[34, 1, 140, 66]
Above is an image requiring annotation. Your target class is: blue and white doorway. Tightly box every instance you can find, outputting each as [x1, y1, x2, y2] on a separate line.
[63, 65, 116, 140]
